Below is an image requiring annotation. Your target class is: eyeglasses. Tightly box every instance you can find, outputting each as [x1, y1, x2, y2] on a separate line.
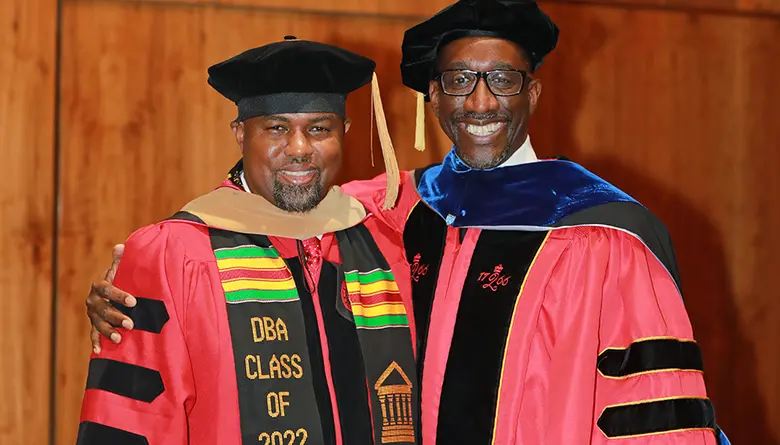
[436, 69, 528, 96]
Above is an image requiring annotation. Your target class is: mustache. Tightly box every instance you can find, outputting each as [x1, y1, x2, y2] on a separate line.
[451, 111, 510, 122]
[276, 157, 321, 170]
[284, 156, 313, 164]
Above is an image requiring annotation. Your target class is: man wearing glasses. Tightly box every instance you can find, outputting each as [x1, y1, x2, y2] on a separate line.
[383, 0, 729, 444]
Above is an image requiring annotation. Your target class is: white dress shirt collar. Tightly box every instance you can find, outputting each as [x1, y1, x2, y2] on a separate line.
[496, 134, 538, 167]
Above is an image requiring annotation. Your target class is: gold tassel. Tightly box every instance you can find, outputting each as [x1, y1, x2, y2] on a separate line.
[371, 72, 400, 209]
[414, 91, 426, 152]
[369, 84, 375, 168]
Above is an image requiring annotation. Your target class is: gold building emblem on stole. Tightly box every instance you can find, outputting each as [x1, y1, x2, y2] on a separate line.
[374, 361, 415, 443]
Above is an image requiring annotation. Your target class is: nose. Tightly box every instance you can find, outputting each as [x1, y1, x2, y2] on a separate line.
[284, 128, 314, 158]
[463, 77, 500, 115]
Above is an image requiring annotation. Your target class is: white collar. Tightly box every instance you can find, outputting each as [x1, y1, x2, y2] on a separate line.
[496, 135, 538, 167]
[239, 171, 252, 193]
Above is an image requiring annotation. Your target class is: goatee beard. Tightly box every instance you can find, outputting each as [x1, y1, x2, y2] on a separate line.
[273, 174, 324, 213]
[450, 111, 514, 169]
[454, 143, 514, 170]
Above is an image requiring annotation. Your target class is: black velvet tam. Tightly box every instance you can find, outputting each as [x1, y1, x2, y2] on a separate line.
[400, 0, 559, 96]
[208, 36, 376, 121]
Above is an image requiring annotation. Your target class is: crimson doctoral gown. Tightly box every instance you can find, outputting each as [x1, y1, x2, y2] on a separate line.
[77, 164, 419, 445]
[344, 155, 725, 445]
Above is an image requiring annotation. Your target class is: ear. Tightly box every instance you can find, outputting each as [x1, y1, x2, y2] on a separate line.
[344, 117, 352, 134]
[231, 120, 245, 154]
[428, 80, 441, 118]
[528, 78, 542, 115]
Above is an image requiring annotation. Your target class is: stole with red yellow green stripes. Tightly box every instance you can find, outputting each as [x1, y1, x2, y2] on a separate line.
[210, 229, 326, 444]
[211, 224, 419, 445]
[336, 224, 419, 445]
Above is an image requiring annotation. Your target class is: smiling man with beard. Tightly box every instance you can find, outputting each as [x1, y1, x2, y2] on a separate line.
[426, 44, 537, 171]
[350, 0, 730, 444]
[385, 1, 731, 444]
[74, 38, 420, 445]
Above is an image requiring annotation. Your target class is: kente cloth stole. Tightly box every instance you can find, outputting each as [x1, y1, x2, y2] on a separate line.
[211, 229, 323, 444]
[211, 226, 418, 445]
[335, 224, 419, 445]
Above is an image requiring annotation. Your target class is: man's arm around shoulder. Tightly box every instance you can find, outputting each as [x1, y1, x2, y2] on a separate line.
[77, 222, 200, 445]
[341, 170, 421, 233]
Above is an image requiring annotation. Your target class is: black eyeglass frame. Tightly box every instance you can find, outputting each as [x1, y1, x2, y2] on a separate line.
[434, 69, 529, 97]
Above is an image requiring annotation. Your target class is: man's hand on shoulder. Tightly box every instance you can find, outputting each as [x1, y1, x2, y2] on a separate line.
[86, 244, 137, 353]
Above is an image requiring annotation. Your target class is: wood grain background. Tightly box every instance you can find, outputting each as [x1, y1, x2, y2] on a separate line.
[1, 0, 777, 444]
[0, 0, 57, 444]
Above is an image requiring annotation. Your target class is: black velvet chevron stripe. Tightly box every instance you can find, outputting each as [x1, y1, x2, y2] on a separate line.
[76, 421, 149, 445]
[110, 297, 169, 334]
[598, 398, 716, 438]
[598, 338, 703, 377]
[86, 358, 164, 403]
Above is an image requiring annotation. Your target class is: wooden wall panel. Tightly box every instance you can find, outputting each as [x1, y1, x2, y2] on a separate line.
[0, 0, 57, 444]
[213, 0, 780, 19]
[215, 0, 451, 16]
[574, 0, 780, 15]
[532, 4, 780, 444]
[55, 2, 447, 443]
